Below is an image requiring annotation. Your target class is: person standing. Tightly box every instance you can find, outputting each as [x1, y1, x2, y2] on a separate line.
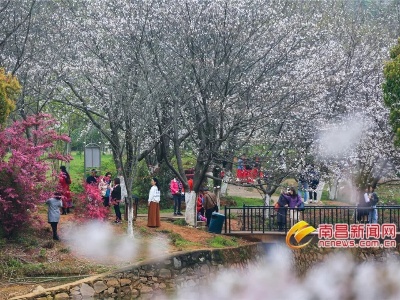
[308, 166, 320, 203]
[110, 177, 122, 223]
[357, 187, 370, 223]
[237, 155, 244, 182]
[147, 177, 161, 227]
[59, 165, 72, 215]
[197, 192, 205, 221]
[202, 186, 218, 227]
[366, 184, 379, 223]
[187, 176, 194, 192]
[86, 169, 98, 184]
[46, 192, 63, 240]
[275, 194, 289, 231]
[170, 177, 183, 216]
[281, 187, 303, 226]
[298, 168, 309, 204]
[99, 172, 112, 207]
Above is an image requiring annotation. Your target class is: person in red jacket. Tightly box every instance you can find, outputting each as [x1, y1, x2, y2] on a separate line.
[58, 166, 72, 215]
[188, 177, 194, 192]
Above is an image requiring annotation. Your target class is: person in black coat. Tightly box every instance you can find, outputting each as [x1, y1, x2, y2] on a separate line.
[276, 193, 289, 231]
[111, 177, 122, 223]
[86, 169, 98, 184]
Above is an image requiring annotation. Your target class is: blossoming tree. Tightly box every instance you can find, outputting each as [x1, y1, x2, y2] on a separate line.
[0, 113, 72, 237]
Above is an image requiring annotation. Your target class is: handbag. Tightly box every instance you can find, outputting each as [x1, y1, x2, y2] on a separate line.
[297, 201, 305, 211]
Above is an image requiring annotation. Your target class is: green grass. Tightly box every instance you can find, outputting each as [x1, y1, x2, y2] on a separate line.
[207, 236, 238, 248]
[173, 219, 188, 226]
[167, 232, 199, 249]
[376, 184, 400, 205]
[223, 195, 263, 207]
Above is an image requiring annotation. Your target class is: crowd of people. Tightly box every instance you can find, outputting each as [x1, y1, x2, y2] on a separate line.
[46, 164, 380, 240]
[236, 155, 263, 184]
[45, 166, 72, 241]
[274, 182, 380, 231]
[357, 184, 379, 224]
[169, 176, 218, 226]
[46, 167, 123, 240]
[297, 165, 321, 204]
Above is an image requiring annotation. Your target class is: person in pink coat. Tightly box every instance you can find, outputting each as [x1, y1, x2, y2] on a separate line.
[170, 177, 184, 216]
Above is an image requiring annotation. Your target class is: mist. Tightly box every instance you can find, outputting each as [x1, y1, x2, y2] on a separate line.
[60, 223, 400, 299]
[62, 221, 172, 264]
[174, 245, 400, 300]
[317, 117, 367, 159]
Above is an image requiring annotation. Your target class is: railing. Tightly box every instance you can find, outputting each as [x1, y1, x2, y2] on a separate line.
[224, 205, 400, 234]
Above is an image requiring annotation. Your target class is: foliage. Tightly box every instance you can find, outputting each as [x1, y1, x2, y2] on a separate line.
[0, 68, 20, 126]
[207, 236, 238, 248]
[154, 162, 175, 210]
[0, 114, 71, 237]
[67, 151, 117, 194]
[73, 182, 110, 221]
[375, 184, 400, 205]
[167, 232, 198, 249]
[383, 37, 400, 146]
[133, 159, 151, 200]
[1, 0, 400, 204]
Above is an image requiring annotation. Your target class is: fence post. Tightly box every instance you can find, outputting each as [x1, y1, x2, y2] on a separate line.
[224, 206, 227, 234]
[243, 204, 246, 231]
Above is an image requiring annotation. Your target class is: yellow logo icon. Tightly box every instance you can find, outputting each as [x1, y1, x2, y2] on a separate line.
[286, 221, 316, 249]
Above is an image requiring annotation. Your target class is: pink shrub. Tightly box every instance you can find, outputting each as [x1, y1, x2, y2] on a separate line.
[0, 114, 71, 237]
[73, 182, 110, 221]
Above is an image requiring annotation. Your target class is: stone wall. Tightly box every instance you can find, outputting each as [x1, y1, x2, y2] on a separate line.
[12, 244, 265, 300]
[292, 243, 400, 275]
[12, 242, 400, 300]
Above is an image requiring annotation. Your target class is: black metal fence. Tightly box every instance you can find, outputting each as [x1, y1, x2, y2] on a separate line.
[224, 205, 400, 233]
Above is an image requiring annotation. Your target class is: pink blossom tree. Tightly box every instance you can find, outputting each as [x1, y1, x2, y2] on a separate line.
[0, 113, 72, 237]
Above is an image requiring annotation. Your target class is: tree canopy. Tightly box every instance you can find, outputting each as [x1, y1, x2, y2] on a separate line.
[0, 68, 20, 126]
[383, 38, 400, 146]
[1, 0, 400, 201]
